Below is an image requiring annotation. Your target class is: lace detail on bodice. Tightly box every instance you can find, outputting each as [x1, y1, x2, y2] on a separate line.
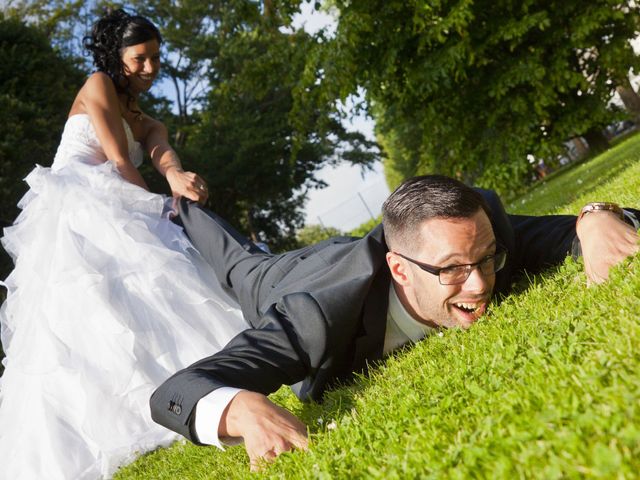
[52, 114, 144, 170]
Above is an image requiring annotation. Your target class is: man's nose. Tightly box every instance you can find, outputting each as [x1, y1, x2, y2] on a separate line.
[462, 266, 491, 293]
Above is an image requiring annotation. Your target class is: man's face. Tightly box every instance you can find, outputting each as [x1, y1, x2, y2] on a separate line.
[387, 209, 497, 329]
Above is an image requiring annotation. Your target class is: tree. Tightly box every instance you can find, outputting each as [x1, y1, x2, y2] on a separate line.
[0, 16, 85, 283]
[0, 16, 85, 224]
[616, 77, 640, 124]
[126, 0, 228, 146]
[296, 224, 344, 246]
[187, 19, 377, 250]
[1, 0, 96, 59]
[312, 0, 640, 195]
[133, 0, 376, 251]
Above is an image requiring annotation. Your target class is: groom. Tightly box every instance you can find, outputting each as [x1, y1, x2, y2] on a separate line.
[151, 174, 639, 468]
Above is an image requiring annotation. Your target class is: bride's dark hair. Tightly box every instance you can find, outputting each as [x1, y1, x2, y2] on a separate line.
[84, 8, 162, 114]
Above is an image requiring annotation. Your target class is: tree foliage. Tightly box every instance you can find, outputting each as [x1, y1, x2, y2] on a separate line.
[128, 0, 227, 143]
[128, 0, 378, 250]
[189, 22, 377, 249]
[0, 16, 85, 281]
[0, 1, 380, 249]
[313, 0, 640, 196]
[0, 16, 84, 225]
[296, 224, 344, 246]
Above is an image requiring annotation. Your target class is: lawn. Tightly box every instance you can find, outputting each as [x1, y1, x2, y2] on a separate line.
[117, 133, 640, 479]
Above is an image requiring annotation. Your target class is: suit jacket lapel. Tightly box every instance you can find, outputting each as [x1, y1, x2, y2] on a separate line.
[349, 225, 390, 374]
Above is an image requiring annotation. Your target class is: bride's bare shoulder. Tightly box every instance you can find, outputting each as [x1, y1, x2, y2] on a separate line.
[68, 73, 118, 116]
[81, 72, 117, 95]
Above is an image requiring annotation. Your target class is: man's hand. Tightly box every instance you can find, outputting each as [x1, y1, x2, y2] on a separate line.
[219, 391, 308, 471]
[576, 210, 639, 285]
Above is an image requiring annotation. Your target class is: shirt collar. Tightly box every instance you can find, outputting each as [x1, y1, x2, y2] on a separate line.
[388, 283, 436, 343]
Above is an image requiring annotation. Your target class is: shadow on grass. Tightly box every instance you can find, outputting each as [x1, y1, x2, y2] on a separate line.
[498, 263, 571, 300]
[284, 375, 364, 435]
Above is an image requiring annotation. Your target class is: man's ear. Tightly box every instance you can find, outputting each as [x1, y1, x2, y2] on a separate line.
[386, 251, 411, 286]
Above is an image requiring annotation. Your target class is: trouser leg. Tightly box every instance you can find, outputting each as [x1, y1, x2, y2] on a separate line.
[177, 198, 269, 303]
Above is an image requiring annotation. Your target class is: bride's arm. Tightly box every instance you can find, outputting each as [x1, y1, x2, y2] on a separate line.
[143, 118, 209, 204]
[79, 72, 149, 190]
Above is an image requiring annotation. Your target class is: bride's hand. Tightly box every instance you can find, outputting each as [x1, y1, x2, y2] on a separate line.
[166, 167, 209, 205]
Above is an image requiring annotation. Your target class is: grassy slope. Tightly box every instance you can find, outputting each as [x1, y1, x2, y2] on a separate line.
[508, 131, 640, 215]
[117, 134, 640, 479]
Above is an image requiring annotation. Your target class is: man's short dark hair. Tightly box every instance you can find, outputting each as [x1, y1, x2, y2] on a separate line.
[382, 175, 491, 251]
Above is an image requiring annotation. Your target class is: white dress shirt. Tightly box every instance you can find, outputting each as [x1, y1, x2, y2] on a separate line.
[194, 283, 436, 447]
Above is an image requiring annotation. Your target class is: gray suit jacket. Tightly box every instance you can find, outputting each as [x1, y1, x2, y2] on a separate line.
[150, 191, 578, 443]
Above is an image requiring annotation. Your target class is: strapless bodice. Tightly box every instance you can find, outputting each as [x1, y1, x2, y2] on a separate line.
[52, 114, 144, 170]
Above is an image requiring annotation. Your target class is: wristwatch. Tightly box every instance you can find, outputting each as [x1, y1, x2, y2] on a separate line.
[572, 202, 638, 260]
[577, 202, 624, 222]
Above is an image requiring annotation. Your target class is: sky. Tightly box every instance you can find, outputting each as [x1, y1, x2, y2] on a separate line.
[290, 4, 389, 231]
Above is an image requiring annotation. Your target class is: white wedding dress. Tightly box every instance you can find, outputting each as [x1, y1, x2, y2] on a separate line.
[0, 114, 249, 479]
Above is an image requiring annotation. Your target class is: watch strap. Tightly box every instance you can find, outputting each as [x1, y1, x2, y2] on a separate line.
[577, 202, 624, 222]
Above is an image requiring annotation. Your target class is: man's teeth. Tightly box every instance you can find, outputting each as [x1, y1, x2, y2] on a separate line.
[454, 302, 480, 313]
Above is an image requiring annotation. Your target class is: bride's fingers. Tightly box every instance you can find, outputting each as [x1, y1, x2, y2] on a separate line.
[174, 183, 208, 204]
[168, 171, 208, 203]
[186, 175, 208, 204]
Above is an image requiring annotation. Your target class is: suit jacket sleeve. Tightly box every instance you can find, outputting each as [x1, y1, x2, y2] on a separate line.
[150, 292, 327, 444]
[477, 188, 575, 277]
[507, 206, 640, 274]
[507, 213, 577, 274]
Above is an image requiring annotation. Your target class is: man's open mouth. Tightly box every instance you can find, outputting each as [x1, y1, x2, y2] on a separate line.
[451, 302, 487, 322]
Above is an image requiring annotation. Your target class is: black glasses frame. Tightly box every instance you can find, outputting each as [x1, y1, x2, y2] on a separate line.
[394, 247, 507, 285]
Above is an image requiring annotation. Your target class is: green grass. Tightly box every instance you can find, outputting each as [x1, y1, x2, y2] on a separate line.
[507, 131, 640, 215]
[116, 133, 640, 479]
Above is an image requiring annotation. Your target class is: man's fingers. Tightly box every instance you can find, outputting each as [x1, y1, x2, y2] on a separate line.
[245, 429, 308, 472]
[248, 443, 291, 472]
[288, 429, 309, 451]
[222, 391, 310, 470]
[250, 449, 277, 471]
[273, 440, 295, 456]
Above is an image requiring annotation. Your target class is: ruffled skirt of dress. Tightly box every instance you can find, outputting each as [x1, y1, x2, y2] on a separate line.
[0, 161, 247, 479]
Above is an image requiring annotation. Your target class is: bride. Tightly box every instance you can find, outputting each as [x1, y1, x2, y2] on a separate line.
[0, 9, 248, 479]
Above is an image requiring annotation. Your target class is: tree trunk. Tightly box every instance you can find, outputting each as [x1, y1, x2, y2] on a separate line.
[263, 0, 275, 21]
[616, 77, 640, 122]
[246, 209, 259, 243]
[583, 127, 610, 155]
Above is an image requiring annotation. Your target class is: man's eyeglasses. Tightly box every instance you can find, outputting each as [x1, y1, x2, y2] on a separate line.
[394, 248, 507, 285]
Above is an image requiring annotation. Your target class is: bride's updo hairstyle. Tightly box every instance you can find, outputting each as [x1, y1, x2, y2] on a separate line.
[84, 8, 162, 109]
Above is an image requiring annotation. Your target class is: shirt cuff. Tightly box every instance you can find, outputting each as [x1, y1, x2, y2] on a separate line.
[194, 387, 245, 449]
[623, 209, 640, 230]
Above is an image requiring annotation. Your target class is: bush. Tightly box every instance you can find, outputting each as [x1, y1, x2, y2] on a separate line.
[296, 224, 344, 246]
